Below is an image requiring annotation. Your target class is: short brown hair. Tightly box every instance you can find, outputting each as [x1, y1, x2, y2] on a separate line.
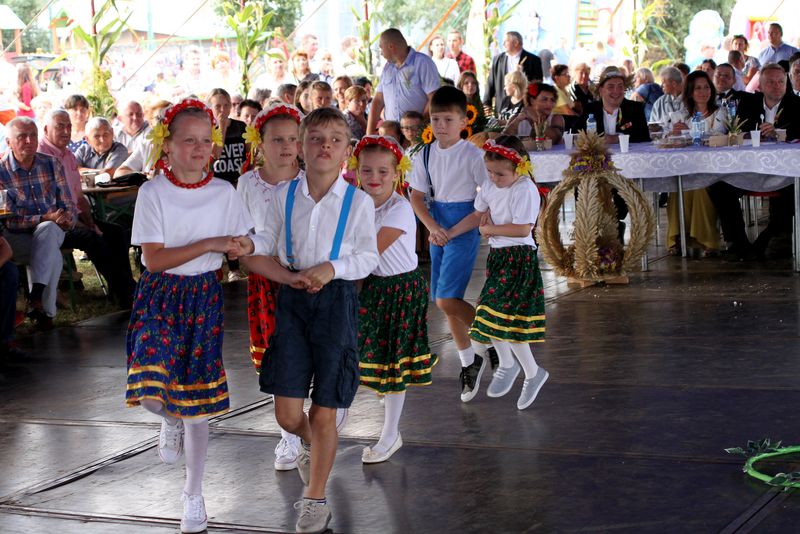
[310, 81, 333, 95]
[300, 107, 350, 139]
[344, 85, 367, 103]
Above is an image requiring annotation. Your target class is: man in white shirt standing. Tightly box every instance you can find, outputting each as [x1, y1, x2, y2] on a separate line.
[367, 28, 441, 135]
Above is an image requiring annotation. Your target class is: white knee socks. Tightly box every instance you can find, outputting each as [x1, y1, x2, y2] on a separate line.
[491, 340, 516, 369]
[373, 392, 405, 454]
[510, 342, 539, 378]
[183, 418, 209, 496]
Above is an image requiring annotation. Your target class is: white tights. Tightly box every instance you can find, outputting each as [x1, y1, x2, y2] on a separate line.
[373, 391, 405, 454]
[141, 399, 208, 496]
[491, 340, 539, 379]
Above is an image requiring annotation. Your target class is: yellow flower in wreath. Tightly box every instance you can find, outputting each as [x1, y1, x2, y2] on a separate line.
[211, 125, 224, 147]
[465, 104, 478, 126]
[421, 125, 434, 144]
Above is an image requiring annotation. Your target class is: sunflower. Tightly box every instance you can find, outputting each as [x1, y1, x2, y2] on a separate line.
[459, 126, 473, 140]
[421, 125, 434, 144]
[465, 104, 478, 126]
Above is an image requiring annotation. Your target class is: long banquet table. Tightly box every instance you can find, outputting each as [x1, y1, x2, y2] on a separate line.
[529, 142, 800, 271]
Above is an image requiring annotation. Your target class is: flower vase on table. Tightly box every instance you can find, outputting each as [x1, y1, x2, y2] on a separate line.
[536, 131, 655, 287]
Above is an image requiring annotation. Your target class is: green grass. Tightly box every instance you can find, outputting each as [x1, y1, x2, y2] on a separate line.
[15, 250, 133, 337]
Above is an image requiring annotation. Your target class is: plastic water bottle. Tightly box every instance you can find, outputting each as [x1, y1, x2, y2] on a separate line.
[690, 112, 705, 145]
[586, 114, 597, 134]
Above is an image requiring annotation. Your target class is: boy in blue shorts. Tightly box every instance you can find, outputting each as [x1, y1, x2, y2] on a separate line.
[239, 107, 379, 533]
[408, 86, 493, 403]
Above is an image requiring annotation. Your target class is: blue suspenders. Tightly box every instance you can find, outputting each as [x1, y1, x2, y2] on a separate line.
[284, 178, 357, 268]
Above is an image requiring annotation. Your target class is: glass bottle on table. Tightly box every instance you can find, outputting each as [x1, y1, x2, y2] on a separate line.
[0, 189, 8, 216]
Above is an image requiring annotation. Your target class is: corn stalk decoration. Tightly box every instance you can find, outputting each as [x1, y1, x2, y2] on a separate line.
[225, 1, 275, 96]
[71, 0, 131, 118]
[350, 0, 383, 77]
[482, 0, 521, 79]
[623, 0, 679, 69]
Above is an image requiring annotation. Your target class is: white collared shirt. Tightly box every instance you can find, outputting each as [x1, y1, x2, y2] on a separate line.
[506, 51, 521, 74]
[250, 174, 378, 280]
[764, 102, 780, 124]
[114, 123, 150, 155]
[603, 108, 619, 135]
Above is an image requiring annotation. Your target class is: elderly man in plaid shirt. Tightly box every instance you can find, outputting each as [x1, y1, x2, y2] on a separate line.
[1, 117, 76, 330]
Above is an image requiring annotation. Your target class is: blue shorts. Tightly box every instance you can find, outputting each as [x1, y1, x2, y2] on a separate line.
[259, 280, 360, 409]
[429, 200, 480, 300]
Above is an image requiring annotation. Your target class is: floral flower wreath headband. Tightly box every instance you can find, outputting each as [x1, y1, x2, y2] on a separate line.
[347, 135, 412, 181]
[146, 98, 224, 171]
[482, 139, 533, 177]
[242, 104, 303, 161]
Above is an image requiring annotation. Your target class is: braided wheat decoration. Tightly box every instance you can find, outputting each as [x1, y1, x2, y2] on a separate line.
[536, 131, 654, 281]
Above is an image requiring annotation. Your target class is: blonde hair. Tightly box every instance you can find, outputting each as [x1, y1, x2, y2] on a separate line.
[503, 70, 527, 97]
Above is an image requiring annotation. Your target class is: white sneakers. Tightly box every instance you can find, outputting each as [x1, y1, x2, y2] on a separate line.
[517, 368, 549, 410]
[158, 418, 184, 464]
[294, 499, 331, 534]
[274, 436, 300, 471]
[180, 492, 207, 533]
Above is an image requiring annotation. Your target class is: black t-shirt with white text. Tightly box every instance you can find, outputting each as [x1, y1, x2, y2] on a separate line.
[213, 118, 246, 185]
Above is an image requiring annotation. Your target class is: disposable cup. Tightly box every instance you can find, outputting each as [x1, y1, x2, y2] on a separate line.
[750, 130, 761, 147]
[563, 133, 574, 150]
[618, 134, 630, 153]
[775, 128, 787, 142]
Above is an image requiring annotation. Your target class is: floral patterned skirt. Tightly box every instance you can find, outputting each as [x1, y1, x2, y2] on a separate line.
[469, 245, 546, 344]
[247, 272, 279, 374]
[125, 271, 228, 419]
[358, 269, 437, 394]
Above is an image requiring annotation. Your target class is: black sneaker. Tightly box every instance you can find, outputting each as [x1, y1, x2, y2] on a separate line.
[459, 354, 486, 403]
[486, 346, 499, 371]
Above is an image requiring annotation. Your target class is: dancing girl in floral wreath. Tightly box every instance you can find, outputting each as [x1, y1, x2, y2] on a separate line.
[124, 98, 307, 533]
[446, 135, 548, 410]
[349, 135, 437, 463]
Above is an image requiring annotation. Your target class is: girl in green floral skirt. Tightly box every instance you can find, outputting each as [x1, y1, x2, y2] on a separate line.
[447, 135, 547, 410]
[352, 135, 437, 463]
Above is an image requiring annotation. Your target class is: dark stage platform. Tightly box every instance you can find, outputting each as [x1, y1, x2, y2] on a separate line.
[2, 242, 799, 533]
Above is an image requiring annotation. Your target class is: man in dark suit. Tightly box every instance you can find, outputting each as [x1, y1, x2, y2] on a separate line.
[483, 31, 543, 116]
[713, 63, 755, 112]
[708, 62, 800, 259]
[574, 66, 650, 143]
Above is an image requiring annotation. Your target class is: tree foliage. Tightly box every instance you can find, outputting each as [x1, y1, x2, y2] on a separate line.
[379, 0, 471, 40]
[659, 0, 738, 59]
[2, 0, 52, 53]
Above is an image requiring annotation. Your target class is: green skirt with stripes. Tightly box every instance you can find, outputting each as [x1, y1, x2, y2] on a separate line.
[469, 245, 546, 344]
[358, 269, 438, 394]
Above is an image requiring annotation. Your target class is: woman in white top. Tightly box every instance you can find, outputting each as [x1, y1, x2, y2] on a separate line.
[428, 35, 460, 83]
[667, 71, 725, 255]
[353, 135, 437, 464]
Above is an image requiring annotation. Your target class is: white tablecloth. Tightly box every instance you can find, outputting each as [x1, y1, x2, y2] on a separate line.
[530, 142, 800, 192]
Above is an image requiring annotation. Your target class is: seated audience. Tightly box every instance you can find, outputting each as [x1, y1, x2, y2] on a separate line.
[75, 118, 129, 176]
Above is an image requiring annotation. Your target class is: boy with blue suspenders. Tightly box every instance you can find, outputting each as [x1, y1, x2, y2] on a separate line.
[239, 108, 378, 534]
[408, 86, 493, 403]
